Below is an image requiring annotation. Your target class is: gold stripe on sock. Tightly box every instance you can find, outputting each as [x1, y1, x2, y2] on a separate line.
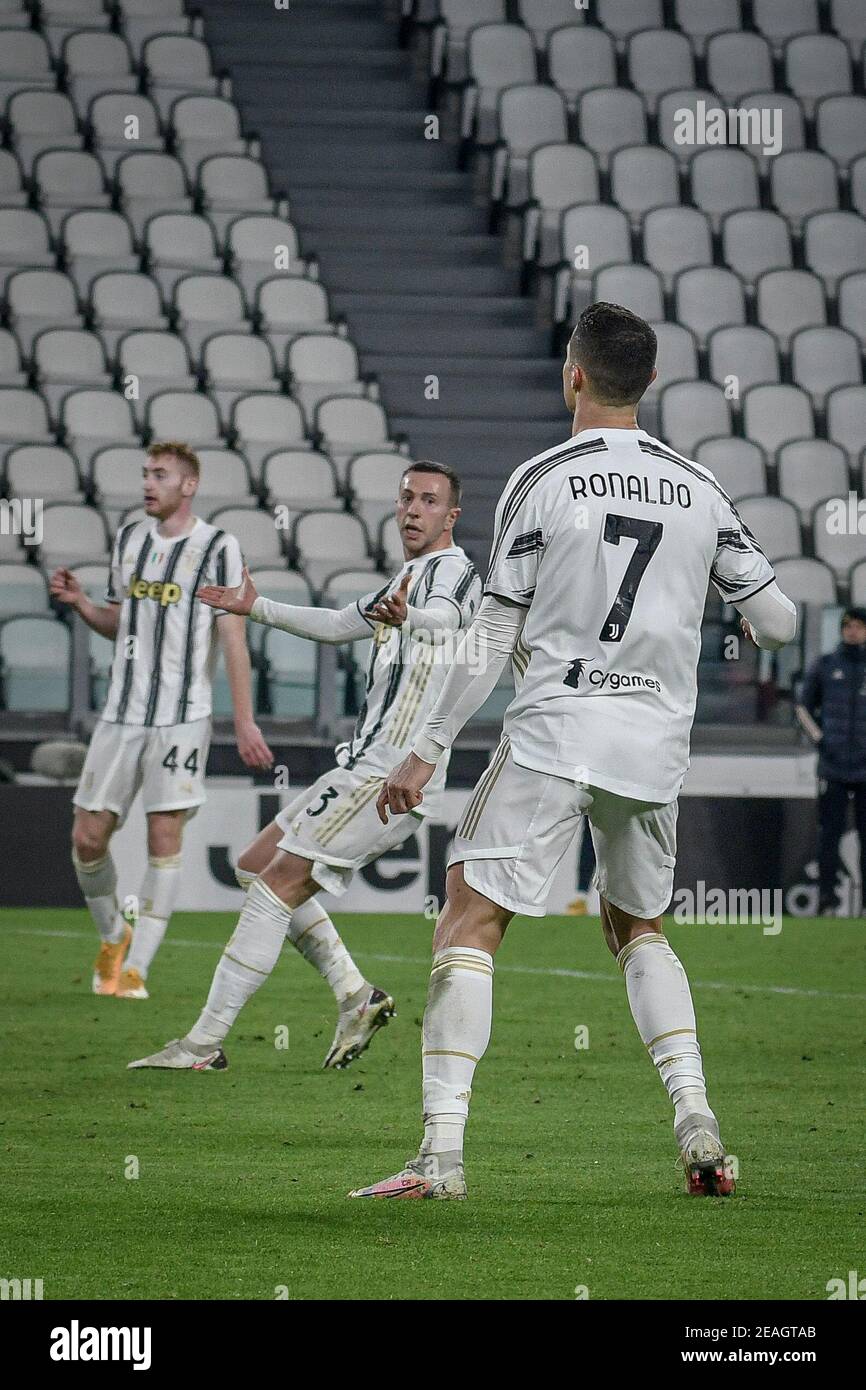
[423, 1048, 480, 1063]
[251, 879, 293, 915]
[616, 933, 667, 972]
[646, 1026, 697, 1050]
[292, 915, 331, 944]
[430, 961, 493, 978]
[223, 949, 271, 978]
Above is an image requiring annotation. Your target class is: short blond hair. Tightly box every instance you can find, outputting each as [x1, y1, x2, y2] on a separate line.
[147, 440, 200, 479]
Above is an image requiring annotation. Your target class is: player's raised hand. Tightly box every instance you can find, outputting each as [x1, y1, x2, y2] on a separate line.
[376, 750, 436, 823]
[49, 566, 83, 608]
[364, 570, 412, 628]
[740, 616, 757, 645]
[235, 718, 274, 770]
[197, 564, 259, 616]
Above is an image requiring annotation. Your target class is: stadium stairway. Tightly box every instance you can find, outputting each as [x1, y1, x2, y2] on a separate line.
[199, 0, 568, 563]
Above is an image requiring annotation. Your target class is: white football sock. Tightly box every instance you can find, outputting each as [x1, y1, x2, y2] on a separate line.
[285, 897, 367, 1007]
[618, 934, 715, 1130]
[421, 946, 494, 1162]
[186, 879, 293, 1048]
[235, 865, 257, 891]
[72, 851, 125, 943]
[125, 852, 182, 978]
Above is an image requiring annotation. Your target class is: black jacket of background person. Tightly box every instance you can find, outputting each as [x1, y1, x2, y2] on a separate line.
[799, 642, 866, 782]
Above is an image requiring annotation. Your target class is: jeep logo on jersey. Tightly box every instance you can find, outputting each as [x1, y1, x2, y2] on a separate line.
[127, 575, 182, 606]
[563, 659, 662, 694]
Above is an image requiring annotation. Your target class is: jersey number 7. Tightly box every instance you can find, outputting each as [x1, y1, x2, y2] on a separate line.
[599, 514, 664, 643]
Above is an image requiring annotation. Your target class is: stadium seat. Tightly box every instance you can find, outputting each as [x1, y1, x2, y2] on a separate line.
[493, 84, 568, 208]
[430, 0, 508, 86]
[742, 385, 815, 460]
[674, 267, 746, 349]
[232, 394, 308, 473]
[378, 514, 405, 571]
[850, 556, 866, 605]
[639, 322, 699, 434]
[673, 0, 743, 56]
[837, 272, 866, 348]
[753, 0, 820, 53]
[708, 326, 781, 396]
[769, 151, 840, 233]
[116, 151, 192, 239]
[90, 271, 169, 355]
[173, 274, 250, 358]
[578, 88, 647, 173]
[260, 449, 341, 511]
[33, 149, 110, 237]
[593, 266, 665, 323]
[88, 92, 163, 176]
[0, 388, 54, 465]
[347, 452, 410, 533]
[189, 448, 253, 517]
[610, 146, 680, 226]
[90, 445, 149, 517]
[524, 144, 600, 269]
[197, 154, 278, 242]
[143, 213, 222, 298]
[695, 438, 767, 501]
[0, 0, 31, 27]
[256, 279, 335, 362]
[146, 390, 223, 450]
[813, 497, 866, 579]
[118, 0, 192, 58]
[659, 381, 731, 457]
[0, 212, 55, 295]
[546, 26, 616, 112]
[734, 92, 805, 174]
[791, 327, 862, 409]
[7, 90, 82, 173]
[555, 205, 632, 325]
[315, 398, 397, 481]
[721, 210, 792, 288]
[778, 441, 850, 522]
[170, 95, 248, 180]
[261, 624, 316, 719]
[209, 506, 287, 568]
[517, 1, 585, 51]
[69, 562, 110, 603]
[227, 216, 308, 302]
[142, 35, 218, 121]
[849, 156, 866, 220]
[596, 0, 663, 47]
[62, 31, 137, 112]
[115, 330, 195, 426]
[0, 615, 70, 711]
[627, 29, 695, 115]
[319, 567, 380, 713]
[785, 36, 851, 118]
[61, 388, 140, 468]
[756, 270, 827, 352]
[247, 568, 312, 656]
[642, 206, 712, 292]
[0, 327, 26, 387]
[831, 0, 866, 59]
[826, 386, 866, 462]
[32, 327, 112, 422]
[6, 443, 80, 505]
[737, 496, 802, 563]
[816, 95, 866, 169]
[689, 149, 760, 233]
[203, 334, 280, 423]
[38, 500, 110, 569]
[0, 564, 50, 617]
[0, 148, 27, 208]
[463, 25, 537, 145]
[41, 0, 111, 56]
[705, 32, 773, 105]
[804, 212, 866, 295]
[656, 88, 716, 168]
[287, 335, 365, 426]
[7, 267, 84, 354]
[774, 556, 837, 606]
[0, 31, 55, 108]
[62, 209, 137, 296]
[293, 510, 373, 589]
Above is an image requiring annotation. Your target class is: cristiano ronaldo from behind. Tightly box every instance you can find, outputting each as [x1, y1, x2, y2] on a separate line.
[353, 303, 798, 1201]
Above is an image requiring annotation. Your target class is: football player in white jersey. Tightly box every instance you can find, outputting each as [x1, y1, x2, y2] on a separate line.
[50, 442, 273, 1000]
[351, 303, 798, 1200]
[129, 461, 481, 1072]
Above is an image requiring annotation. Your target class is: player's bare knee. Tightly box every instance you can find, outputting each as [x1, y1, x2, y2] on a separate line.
[146, 811, 184, 859]
[261, 850, 315, 908]
[600, 896, 662, 956]
[71, 815, 111, 863]
[433, 863, 510, 954]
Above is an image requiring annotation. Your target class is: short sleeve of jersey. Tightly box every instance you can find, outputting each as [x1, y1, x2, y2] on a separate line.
[211, 532, 244, 589]
[711, 499, 775, 604]
[483, 475, 545, 608]
[419, 553, 481, 627]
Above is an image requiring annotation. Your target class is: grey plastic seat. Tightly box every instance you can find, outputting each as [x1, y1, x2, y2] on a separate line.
[0, 209, 54, 294]
[791, 327, 862, 409]
[770, 151, 839, 233]
[827, 386, 866, 461]
[430, 0, 508, 86]
[347, 452, 410, 533]
[596, 0, 663, 47]
[737, 497, 802, 563]
[753, 0, 819, 53]
[142, 35, 218, 121]
[639, 322, 699, 434]
[722, 210, 792, 287]
[39, 500, 110, 568]
[774, 556, 837, 606]
[6, 443, 80, 504]
[627, 29, 695, 115]
[578, 88, 647, 173]
[210, 506, 286, 568]
[694, 438, 767, 501]
[674, 267, 746, 349]
[706, 32, 773, 104]
[90, 444, 149, 515]
[262, 624, 316, 719]
[63, 31, 137, 111]
[785, 35, 851, 118]
[555, 204, 632, 325]
[0, 615, 70, 711]
[673, 0, 742, 57]
[464, 24, 536, 145]
[171, 95, 247, 180]
[610, 145, 679, 226]
[547, 26, 615, 112]
[778, 441, 850, 522]
[316, 398, 396, 481]
[7, 89, 81, 174]
[0, 0, 31, 27]
[227, 216, 307, 302]
[0, 148, 27, 208]
[493, 84, 568, 207]
[743, 385, 815, 459]
[61, 209, 137, 296]
[756, 269, 827, 352]
[88, 92, 162, 176]
[202, 333, 280, 423]
[232, 394, 308, 473]
[816, 95, 866, 169]
[838, 272, 866, 349]
[288, 334, 363, 427]
[293, 510, 373, 590]
[246, 567, 312, 656]
[850, 559, 866, 606]
[849, 155, 866, 219]
[804, 211, 866, 294]
[734, 92, 805, 174]
[118, 0, 191, 58]
[116, 151, 191, 239]
[660, 381, 731, 457]
[0, 30, 54, 107]
[41, 0, 111, 56]
[257, 279, 335, 362]
[0, 563, 50, 617]
[173, 274, 250, 358]
[261, 450, 340, 509]
[33, 327, 111, 421]
[831, 0, 866, 59]
[0, 387, 54, 464]
[813, 496, 866, 578]
[187, 448, 252, 517]
[642, 206, 711, 292]
[61, 388, 140, 468]
[0, 327, 26, 387]
[593, 265, 664, 323]
[6, 268, 82, 354]
[33, 148, 110, 237]
[197, 155, 277, 241]
[525, 144, 599, 268]
[690, 149, 760, 233]
[656, 88, 716, 168]
[147, 390, 222, 449]
[90, 271, 169, 355]
[708, 326, 780, 396]
[144, 212, 221, 297]
[517, 0, 585, 51]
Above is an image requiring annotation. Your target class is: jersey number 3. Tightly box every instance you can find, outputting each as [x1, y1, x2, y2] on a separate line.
[599, 514, 663, 643]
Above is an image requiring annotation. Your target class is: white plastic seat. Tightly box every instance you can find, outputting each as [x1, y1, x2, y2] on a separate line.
[294, 510, 372, 590]
[774, 556, 837, 606]
[827, 386, 866, 461]
[464, 24, 536, 145]
[346, 452, 409, 532]
[770, 151, 839, 232]
[850, 560, 866, 605]
[0, 0, 32, 28]
[171, 95, 247, 180]
[831, 0, 866, 60]
[146, 391, 222, 449]
[246, 567, 312, 655]
[753, 0, 820, 53]
[596, 0, 663, 47]
[627, 29, 695, 115]
[116, 151, 191, 239]
[33, 327, 111, 421]
[0, 387, 54, 464]
[778, 441, 850, 522]
[173, 274, 250, 358]
[659, 381, 731, 457]
[6, 268, 82, 354]
[197, 155, 276, 241]
[203, 333, 280, 423]
[524, 144, 599, 268]
[41, 0, 111, 57]
[33, 148, 110, 237]
[494, 84, 568, 208]
[555, 205, 632, 325]
[517, 0, 585, 51]
[791, 327, 862, 409]
[7, 89, 81, 174]
[143, 212, 221, 298]
[288, 334, 363, 427]
[734, 92, 805, 174]
[0, 30, 54, 107]
[656, 88, 715, 167]
[706, 32, 773, 104]
[209, 506, 287, 568]
[316, 398, 395, 481]
[689, 149, 760, 233]
[0, 327, 26, 387]
[694, 438, 767, 501]
[378, 514, 405, 570]
[6, 443, 80, 504]
[743, 385, 815, 459]
[838, 272, 866, 349]
[610, 146, 679, 226]
[674, 1, 743, 57]
[851, 156, 866, 219]
[813, 497, 866, 578]
[816, 95, 866, 169]
[39, 500, 109, 568]
[0, 148, 27, 208]
[0, 563, 50, 616]
[722, 210, 792, 287]
[188, 448, 252, 517]
[0, 615, 70, 711]
[261, 624, 316, 719]
[89, 271, 168, 356]
[642, 206, 712, 292]
[431, 0, 508, 85]
[756, 269, 827, 352]
[578, 88, 647, 173]
[0, 209, 54, 294]
[708, 326, 780, 396]
[142, 35, 218, 121]
[63, 31, 137, 111]
[547, 26, 615, 112]
[232, 394, 308, 473]
[644, 322, 698, 395]
[785, 35, 851, 119]
[804, 211, 866, 294]
[61, 388, 140, 468]
[61, 209, 137, 296]
[593, 265, 664, 323]
[736, 497, 802, 563]
[674, 267, 746, 349]
[256, 278, 334, 362]
[261, 449, 340, 509]
[227, 216, 307, 302]
[90, 444, 148, 515]
[118, 0, 191, 58]
[88, 92, 162, 176]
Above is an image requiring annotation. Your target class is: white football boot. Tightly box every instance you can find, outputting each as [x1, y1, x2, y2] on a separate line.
[349, 1150, 467, 1200]
[323, 986, 396, 1069]
[127, 1039, 228, 1071]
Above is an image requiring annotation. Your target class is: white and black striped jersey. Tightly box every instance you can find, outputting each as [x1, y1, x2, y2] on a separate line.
[484, 428, 775, 803]
[339, 545, 481, 804]
[101, 517, 243, 727]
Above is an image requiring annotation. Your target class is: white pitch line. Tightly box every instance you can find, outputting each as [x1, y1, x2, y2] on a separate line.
[10, 926, 866, 1003]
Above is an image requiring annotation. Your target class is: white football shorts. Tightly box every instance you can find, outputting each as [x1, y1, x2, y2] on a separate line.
[449, 738, 678, 919]
[73, 717, 211, 825]
[275, 762, 422, 896]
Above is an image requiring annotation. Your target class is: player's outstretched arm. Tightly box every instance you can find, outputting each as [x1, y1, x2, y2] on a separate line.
[197, 565, 259, 616]
[199, 565, 374, 644]
[736, 581, 798, 652]
[49, 567, 120, 639]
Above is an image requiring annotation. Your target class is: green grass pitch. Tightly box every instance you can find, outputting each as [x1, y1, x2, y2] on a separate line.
[2, 908, 864, 1301]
